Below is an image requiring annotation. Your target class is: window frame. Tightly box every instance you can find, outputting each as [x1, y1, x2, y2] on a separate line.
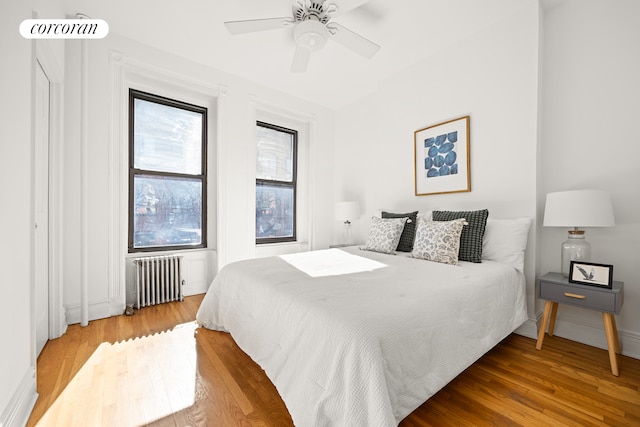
[255, 121, 298, 245]
[128, 89, 207, 253]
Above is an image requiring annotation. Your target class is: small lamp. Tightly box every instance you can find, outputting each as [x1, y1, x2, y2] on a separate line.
[543, 190, 615, 276]
[335, 201, 360, 246]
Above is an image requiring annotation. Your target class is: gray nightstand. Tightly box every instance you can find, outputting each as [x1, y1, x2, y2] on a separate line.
[536, 272, 624, 375]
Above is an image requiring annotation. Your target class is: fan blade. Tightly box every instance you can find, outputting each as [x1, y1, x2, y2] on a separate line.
[328, 22, 380, 59]
[224, 17, 294, 35]
[291, 45, 312, 73]
[326, 0, 372, 16]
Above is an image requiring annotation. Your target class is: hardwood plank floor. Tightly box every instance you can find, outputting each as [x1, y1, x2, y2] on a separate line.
[28, 294, 640, 426]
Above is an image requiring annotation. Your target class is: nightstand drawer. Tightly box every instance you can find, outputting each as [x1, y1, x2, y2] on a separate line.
[539, 280, 618, 313]
[538, 272, 623, 314]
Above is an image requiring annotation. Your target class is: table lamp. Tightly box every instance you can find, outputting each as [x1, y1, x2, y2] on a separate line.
[335, 201, 360, 246]
[543, 189, 615, 276]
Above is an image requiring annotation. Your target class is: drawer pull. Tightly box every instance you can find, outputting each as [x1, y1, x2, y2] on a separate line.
[564, 292, 586, 299]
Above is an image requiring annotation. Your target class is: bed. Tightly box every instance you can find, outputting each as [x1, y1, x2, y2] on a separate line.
[196, 213, 530, 426]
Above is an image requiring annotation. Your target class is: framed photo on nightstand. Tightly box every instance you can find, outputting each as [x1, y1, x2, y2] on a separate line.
[568, 261, 613, 288]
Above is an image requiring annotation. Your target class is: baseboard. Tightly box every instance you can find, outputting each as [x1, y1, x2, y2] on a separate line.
[550, 318, 640, 360]
[65, 299, 111, 325]
[0, 366, 37, 427]
[514, 314, 640, 361]
[514, 317, 539, 340]
[621, 329, 640, 360]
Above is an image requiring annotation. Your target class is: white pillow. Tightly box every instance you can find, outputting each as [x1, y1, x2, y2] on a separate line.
[361, 216, 408, 254]
[411, 217, 467, 265]
[417, 210, 433, 221]
[482, 217, 531, 271]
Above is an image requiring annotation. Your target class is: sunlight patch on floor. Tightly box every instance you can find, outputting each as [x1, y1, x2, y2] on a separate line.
[36, 322, 198, 426]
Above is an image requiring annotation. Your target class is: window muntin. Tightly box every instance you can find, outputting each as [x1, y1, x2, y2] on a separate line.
[129, 89, 207, 252]
[256, 122, 297, 244]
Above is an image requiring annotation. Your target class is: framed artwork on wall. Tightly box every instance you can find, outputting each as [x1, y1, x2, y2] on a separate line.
[414, 115, 470, 196]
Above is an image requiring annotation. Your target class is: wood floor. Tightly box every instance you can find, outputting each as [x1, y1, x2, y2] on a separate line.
[28, 294, 640, 426]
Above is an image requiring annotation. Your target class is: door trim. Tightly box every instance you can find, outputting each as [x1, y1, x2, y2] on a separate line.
[36, 40, 66, 340]
[34, 58, 50, 357]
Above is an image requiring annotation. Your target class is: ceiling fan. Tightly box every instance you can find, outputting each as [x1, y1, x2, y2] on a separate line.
[224, 0, 381, 73]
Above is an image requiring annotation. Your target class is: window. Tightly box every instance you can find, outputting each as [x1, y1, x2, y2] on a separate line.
[128, 89, 207, 252]
[256, 122, 297, 244]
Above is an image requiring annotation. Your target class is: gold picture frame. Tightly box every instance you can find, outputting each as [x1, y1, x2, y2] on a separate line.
[414, 116, 470, 196]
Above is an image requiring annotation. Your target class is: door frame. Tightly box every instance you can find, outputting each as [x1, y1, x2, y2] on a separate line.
[35, 40, 66, 342]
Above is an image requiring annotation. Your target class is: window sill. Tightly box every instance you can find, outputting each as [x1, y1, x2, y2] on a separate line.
[255, 241, 310, 257]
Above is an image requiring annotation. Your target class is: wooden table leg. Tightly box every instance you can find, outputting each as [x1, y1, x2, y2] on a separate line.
[536, 300, 554, 350]
[610, 314, 621, 354]
[602, 312, 619, 376]
[548, 302, 559, 336]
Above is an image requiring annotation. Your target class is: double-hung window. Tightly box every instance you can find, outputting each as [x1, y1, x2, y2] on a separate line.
[128, 89, 207, 252]
[255, 122, 297, 244]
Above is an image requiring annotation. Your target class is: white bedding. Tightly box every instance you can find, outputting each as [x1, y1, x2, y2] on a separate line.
[196, 247, 527, 426]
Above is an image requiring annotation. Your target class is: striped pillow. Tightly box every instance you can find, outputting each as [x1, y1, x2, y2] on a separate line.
[432, 209, 489, 263]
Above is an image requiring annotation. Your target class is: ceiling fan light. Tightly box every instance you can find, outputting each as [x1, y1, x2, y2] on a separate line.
[294, 19, 329, 51]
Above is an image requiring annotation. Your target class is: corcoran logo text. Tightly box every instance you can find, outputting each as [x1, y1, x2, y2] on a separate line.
[20, 19, 109, 39]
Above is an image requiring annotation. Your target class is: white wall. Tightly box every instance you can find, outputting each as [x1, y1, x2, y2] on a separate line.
[61, 31, 336, 323]
[0, 3, 37, 424]
[334, 2, 541, 333]
[1, 0, 67, 424]
[539, 0, 640, 357]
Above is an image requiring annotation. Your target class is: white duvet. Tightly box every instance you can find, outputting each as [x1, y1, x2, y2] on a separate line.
[196, 247, 527, 426]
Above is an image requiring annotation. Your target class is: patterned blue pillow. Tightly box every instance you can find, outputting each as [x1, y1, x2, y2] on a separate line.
[361, 217, 408, 254]
[411, 217, 467, 265]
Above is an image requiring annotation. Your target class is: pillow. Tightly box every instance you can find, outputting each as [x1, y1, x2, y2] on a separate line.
[482, 218, 531, 271]
[432, 209, 489, 263]
[411, 217, 467, 265]
[418, 210, 433, 221]
[381, 211, 418, 252]
[361, 216, 408, 254]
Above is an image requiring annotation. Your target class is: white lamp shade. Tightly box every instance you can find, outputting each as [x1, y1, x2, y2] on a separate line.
[543, 190, 615, 227]
[335, 201, 360, 222]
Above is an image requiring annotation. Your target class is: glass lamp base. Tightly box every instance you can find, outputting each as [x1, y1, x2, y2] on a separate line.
[342, 222, 352, 246]
[561, 230, 591, 277]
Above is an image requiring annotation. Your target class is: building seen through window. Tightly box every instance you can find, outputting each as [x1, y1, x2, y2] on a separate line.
[129, 89, 207, 252]
[256, 122, 297, 244]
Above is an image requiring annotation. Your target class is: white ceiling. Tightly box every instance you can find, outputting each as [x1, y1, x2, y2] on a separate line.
[63, 0, 534, 109]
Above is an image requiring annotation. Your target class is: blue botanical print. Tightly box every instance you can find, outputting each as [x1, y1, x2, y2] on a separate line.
[424, 130, 458, 178]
